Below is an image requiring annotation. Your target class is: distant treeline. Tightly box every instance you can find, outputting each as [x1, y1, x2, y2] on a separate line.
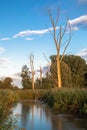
[0, 55, 87, 90]
[21, 55, 87, 89]
[0, 77, 18, 89]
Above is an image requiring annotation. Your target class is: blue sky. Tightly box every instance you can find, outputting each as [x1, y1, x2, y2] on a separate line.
[0, 0, 87, 84]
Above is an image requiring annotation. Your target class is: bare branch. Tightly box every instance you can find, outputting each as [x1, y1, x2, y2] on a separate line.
[47, 27, 54, 38]
[60, 23, 71, 63]
[47, 8, 71, 88]
[43, 53, 57, 75]
[48, 9, 55, 27]
[43, 53, 51, 65]
[61, 18, 68, 40]
[55, 8, 60, 27]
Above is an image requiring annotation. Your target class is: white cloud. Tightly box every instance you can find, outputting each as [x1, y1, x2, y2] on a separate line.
[11, 74, 22, 88]
[13, 28, 53, 38]
[76, 48, 87, 63]
[0, 38, 10, 41]
[0, 47, 5, 53]
[68, 15, 87, 31]
[25, 37, 34, 41]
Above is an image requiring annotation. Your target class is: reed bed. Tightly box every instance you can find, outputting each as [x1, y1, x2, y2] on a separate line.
[42, 88, 87, 115]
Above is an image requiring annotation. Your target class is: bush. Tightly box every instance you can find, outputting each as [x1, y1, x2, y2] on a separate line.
[41, 88, 87, 115]
[0, 89, 19, 128]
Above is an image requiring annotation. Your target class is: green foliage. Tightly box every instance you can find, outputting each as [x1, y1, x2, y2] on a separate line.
[41, 88, 87, 115]
[50, 55, 72, 87]
[0, 77, 14, 89]
[0, 114, 25, 130]
[0, 89, 26, 129]
[17, 90, 35, 99]
[21, 65, 32, 89]
[0, 90, 19, 127]
[16, 89, 46, 101]
[61, 61, 72, 87]
[41, 90, 54, 106]
[63, 55, 86, 87]
[84, 64, 87, 86]
[50, 55, 87, 87]
[3, 77, 13, 88]
[0, 80, 4, 89]
[42, 72, 53, 89]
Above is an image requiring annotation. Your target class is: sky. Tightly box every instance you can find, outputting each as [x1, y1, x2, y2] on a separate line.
[0, 0, 87, 87]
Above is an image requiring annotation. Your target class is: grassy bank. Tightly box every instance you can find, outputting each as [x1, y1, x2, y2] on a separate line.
[15, 88, 87, 115]
[41, 88, 87, 115]
[0, 89, 19, 129]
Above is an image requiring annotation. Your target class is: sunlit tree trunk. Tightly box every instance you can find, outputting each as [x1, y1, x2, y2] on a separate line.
[39, 66, 42, 88]
[57, 55, 62, 88]
[48, 8, 71, 88]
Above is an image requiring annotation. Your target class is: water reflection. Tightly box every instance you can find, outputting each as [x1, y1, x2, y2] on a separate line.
[12, 101, 87, 130]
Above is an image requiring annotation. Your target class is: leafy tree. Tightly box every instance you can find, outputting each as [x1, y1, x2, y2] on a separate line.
[0, 80, 4, 89]
[50, 55, 72, 87]
[35, 78, 41, 89]
[3, 77, 13, 89]
[21, 65, 31, 89]
[35, 66, 43, 89]
[83, 64, 87, 86]
[50, 55, 87, 87]
[61, 61, 72, 87]
[42, 72, 53, 89]
[63, 55, 86, 87]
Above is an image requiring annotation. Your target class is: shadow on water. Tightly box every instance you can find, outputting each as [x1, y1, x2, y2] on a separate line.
[12, 101, 87, 130]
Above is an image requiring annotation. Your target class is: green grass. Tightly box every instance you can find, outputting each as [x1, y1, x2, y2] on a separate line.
[0, 89, 19, 129]
[41, 88, 87, 115]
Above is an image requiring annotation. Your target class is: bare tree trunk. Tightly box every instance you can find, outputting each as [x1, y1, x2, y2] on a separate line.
[32, 71, 35, 90]
[40, 66, 42, 88]
[57, 55, 62, 88]
[48, 9, 71, 88]
[30, 53, 35, 90]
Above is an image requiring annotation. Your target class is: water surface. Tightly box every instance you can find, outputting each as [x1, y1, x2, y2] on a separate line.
[12, 101, 87, 130]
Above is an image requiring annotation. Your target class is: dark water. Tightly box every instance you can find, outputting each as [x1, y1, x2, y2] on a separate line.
[12, 101, 87, 130]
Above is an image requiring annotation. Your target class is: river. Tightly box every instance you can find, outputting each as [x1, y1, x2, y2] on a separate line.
[12, 101, 87, 130]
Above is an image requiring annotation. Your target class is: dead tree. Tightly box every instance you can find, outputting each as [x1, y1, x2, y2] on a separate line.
[39, 66, 42, 88]
[30, 53, 35, 90]
[48, 9, 71, 88]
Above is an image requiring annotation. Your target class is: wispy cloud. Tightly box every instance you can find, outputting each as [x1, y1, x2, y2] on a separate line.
[78, 0, 87, 4]
[13, 28, 53, 38]
[0, 38, 10, 41]
[0, 47, 5, 53]
[76, 48, 87, 63]
[25, 37, 34, 41]
[0, 58, 9, 65]
[68, 15, 87, 31]
[13, 72, 21, 77]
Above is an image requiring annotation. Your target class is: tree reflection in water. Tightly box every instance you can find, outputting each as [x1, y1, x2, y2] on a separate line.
[12, 102, 87, 130]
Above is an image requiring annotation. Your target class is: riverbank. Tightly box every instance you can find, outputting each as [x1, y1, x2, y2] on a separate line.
[15, 88, 87, 116]
[0, 87, 87, 128]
